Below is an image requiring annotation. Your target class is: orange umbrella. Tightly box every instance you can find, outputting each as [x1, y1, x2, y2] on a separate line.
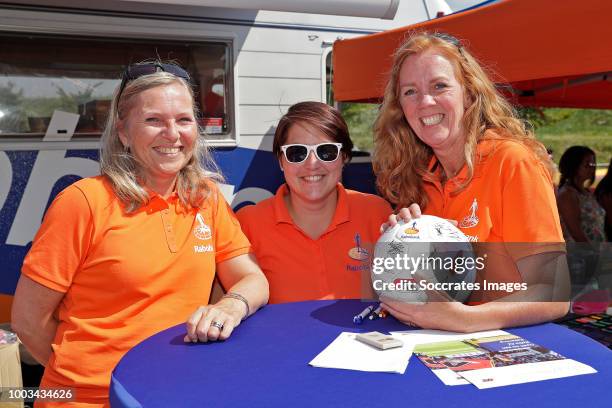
[333, 0, 612, 108]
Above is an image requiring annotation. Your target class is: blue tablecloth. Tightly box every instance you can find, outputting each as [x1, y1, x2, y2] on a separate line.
[110, 300, 612, 407]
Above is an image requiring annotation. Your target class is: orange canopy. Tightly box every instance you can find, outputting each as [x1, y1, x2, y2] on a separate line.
[333, 0, 612, 108]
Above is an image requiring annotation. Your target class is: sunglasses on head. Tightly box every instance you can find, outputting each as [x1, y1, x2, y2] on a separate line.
[280, 143, 343, 164]
[431, 32, 462, 49]
[117, 62, 191, 100]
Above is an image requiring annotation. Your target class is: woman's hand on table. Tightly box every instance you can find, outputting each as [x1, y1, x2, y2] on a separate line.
[184, 297, 246, 343]
[381, 293, 475, 333]
[184, 254, 269, 343]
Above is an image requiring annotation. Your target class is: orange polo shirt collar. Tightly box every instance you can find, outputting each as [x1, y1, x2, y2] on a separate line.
[132, 188, 197, 215]
[273, 183, 350, 232]
[426, 137, 502, 191]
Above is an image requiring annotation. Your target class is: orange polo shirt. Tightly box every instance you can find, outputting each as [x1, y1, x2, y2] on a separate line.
[422, 135, 564, 301]
[22, 176, 250, 406]
[236, 183, 392, 304]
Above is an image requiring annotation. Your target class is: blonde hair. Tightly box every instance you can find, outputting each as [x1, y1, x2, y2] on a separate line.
[100, 71, 223, 212]
[373, 32, 551, 209]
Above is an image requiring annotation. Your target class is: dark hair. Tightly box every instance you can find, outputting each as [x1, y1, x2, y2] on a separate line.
[558, 145, 596, 188]
[272, 101, 353, 161]
[595, 158, 612, 199]
[595, 158, 612, 240]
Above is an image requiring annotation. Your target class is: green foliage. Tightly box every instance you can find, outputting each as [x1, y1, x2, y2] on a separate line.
[531, 109, 612, 165]
[0, 81, 106, 134]
[0, 82, 27, 132]
[55, 82, 103, 114]
[339, 102, 378, 152]
[548, 109, 612, 131]
[516, 107, 547, 129]
[340, 103, 612, 164]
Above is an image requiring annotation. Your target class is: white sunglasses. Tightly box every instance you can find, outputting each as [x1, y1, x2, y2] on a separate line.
[280, 143, 343, 163]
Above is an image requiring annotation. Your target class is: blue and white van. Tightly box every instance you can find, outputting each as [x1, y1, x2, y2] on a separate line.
[0, 0, 453, 320]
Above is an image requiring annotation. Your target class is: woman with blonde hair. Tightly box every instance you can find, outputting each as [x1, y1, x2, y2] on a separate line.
[12, 62, 268, 407]
[374, 32, 569, 332]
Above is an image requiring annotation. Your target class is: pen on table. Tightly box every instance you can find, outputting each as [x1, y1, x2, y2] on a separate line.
[353, 305, 375, 324]
[368, 305, 383, 320]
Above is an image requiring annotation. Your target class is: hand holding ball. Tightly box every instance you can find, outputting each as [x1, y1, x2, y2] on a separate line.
[372, 215, 476, 303]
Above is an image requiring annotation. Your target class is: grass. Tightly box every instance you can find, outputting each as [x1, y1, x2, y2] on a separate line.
[534, 109, 612, 166]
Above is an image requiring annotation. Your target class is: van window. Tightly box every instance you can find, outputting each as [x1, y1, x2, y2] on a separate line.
[0, 33, 234, 143]
[325, 50, 334, 105]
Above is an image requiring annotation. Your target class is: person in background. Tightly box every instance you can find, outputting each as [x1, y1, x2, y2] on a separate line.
[557, 146, 605, 243]
[237, 101, 392, 303]
[594, 158, 612, 241]
[547, 147, 560, 194]
[11, 62, 268, 407]
[372, 32, 569, 332]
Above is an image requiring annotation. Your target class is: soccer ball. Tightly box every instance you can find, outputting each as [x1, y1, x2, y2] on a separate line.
[372, 215, 476, 304]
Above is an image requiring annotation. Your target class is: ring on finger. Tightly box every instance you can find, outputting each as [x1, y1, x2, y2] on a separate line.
[211, 321, 224, 330]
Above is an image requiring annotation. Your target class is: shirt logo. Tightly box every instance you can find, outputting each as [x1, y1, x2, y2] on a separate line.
[348, 233, 370, 261]
[395, 221, 420, 240]
[194, 213, 212, 240]
[194, 244, 214, 253]
[459, 198, 479, 228]
[404, 223, 419, 235]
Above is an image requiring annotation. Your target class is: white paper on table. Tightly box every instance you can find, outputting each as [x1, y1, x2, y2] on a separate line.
[458, 358, 597, 389]
[309, 332, 414, 374]
[389, 329, 509, 386]
[390, 329, 509, 345]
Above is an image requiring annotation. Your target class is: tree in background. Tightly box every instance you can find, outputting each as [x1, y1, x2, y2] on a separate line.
[0, 82, 27, 133]
[520, 108, 612, 167]
[341, 103, 612, 168]
[339, 102, 378, 153]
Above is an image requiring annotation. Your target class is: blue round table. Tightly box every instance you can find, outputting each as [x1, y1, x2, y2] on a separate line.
[110, 300, 612, 407]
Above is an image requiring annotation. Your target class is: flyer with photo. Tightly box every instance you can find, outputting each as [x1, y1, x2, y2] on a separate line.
[413, 333, 596, 388]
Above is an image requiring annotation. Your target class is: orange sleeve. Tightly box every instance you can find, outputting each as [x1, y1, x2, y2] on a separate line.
[370, 195, 393, 239]
[235, 204, 255, 241]
[501, 153, 564, 259]
[213, 191, 252, 264]
[21, 184, 94, 292]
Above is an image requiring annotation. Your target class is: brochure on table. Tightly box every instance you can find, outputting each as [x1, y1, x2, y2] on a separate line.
[392, 329, 596, 389]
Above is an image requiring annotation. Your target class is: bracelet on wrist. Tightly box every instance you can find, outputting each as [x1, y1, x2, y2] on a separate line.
[222, 292, 250, 321]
